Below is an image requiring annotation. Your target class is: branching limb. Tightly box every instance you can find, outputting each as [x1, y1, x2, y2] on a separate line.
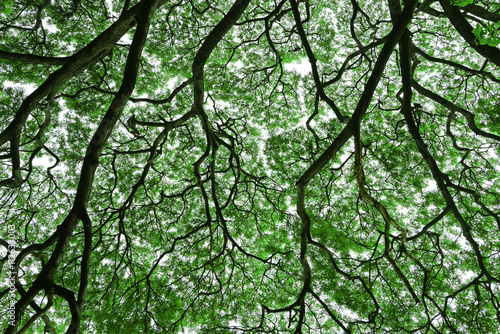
[5, 0, 161, 332]
[411, 80, 500, 142]
[438, 0, 500, 67]
[289, 0, 349, 123]
[400, 12, 500, 284]
[16, 291, 53, 334]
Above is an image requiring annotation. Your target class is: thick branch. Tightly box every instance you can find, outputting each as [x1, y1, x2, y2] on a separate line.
[0, 0, 167, 188]
[297, 0, 419, 186]
[438, 0, 500, 67]
[402, 31, 499, 287]
[462, 3, 500, 22]
[6, 0, 160, 332]
[414, 46, 500, 83]
[192, 0, 251, 112]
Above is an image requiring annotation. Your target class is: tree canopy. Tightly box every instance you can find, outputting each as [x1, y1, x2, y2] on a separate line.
[1, 0, 500, 333]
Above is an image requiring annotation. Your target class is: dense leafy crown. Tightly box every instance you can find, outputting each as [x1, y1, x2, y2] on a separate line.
[1, 0, 500, 333]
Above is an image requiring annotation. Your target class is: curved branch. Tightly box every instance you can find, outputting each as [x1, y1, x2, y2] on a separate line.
[411, 80, 500, 142]
[0, 50, 68, 65]
[6, 0, 161, 332]
[438, 0, 500, 67]
[16, 292, 53, 334]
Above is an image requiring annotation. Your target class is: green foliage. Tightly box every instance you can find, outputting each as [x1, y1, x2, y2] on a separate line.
[451, 0, 473, 6]
[1, 0, 500, 333]
[473, 21, 500, 47]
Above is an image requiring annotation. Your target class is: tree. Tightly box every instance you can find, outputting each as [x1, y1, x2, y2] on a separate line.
[1, 0, 499, 332]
